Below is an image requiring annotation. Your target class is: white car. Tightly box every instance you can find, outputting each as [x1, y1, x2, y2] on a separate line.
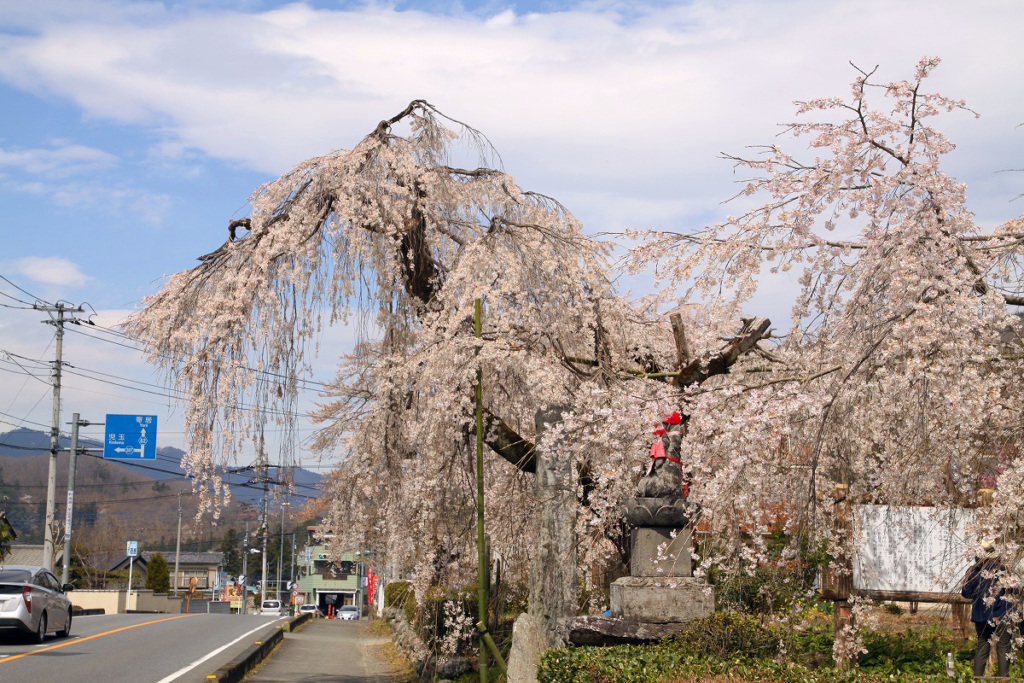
[259, 599, 283, 616]
[298, 603, 320, 617]
[0, 566, 74, 643]
[337, 605, 359, 621]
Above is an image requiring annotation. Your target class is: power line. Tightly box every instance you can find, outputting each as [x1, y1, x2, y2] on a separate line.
[0, 334, 57, 444]
[0, 393, 54, 431]
[0, 273, 52, 305]
[77, 451, 316, 500]
[71, 321, 334, 390]
[0, 291, 34, 306]
[59, 327, 323, 419]
[10, 493, 187, 507]
[0, 441, 55, 451]
[0, 439, 324, 493]
[0, 358, 49, 385]
[0, 365, 45, 381]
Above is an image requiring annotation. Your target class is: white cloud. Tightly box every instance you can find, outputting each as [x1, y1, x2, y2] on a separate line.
[5, 177, 172, 225]
[14, 256, 92, 288]
[0, 142, 117, 178]
[0, 0, 1022, 381]
[0, 0, 1019, 230]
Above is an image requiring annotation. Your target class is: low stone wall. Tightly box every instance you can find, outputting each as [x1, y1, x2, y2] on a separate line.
[134, 590, 183, 613]
[70, 589, 182, 614]
[72, 590, 125, 614]
[382, 607, 473, 682]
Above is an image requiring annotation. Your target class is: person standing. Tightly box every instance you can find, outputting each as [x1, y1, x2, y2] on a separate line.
[961, 541, 1012, 678]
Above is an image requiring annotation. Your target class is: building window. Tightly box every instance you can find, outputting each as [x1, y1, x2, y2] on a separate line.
[177, 569, 209, 589]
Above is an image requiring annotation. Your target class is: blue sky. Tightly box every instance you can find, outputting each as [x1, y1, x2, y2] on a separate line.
[1, 0, 1022, 463]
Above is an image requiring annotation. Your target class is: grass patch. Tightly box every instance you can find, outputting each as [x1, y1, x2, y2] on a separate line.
[373, 640, 418, 683]
[367, 617, 392, 638]
[451, 666, 506, 683]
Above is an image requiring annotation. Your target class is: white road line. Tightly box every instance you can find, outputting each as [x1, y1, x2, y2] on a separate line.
[153, 618, 286, 683]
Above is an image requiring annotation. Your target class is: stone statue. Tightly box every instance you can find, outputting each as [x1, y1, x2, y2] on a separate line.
[610, 410, 713, 624]
[625, 411, 692, 528]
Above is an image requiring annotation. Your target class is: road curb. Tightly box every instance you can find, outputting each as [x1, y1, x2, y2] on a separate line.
[285, 612, 311, 632]
[206, 626, 284, 683]
[72, 607, 105, 616]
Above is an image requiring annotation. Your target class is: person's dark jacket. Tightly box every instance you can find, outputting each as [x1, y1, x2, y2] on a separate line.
[961, 559, 1011, 623]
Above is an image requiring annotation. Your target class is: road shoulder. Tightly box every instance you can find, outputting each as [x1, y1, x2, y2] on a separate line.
[246, 619, 403, 682]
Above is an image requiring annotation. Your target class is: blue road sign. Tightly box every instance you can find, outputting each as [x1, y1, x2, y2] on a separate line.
[104, 414, 158, 460]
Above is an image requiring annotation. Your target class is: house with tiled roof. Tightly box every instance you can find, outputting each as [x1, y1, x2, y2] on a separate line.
[110, 550, 224, 592]
[3, 543, 49, 567]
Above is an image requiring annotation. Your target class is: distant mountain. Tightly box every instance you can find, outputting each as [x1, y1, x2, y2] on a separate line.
[0, 427, 74, 457]
[0, 428, 322, 505]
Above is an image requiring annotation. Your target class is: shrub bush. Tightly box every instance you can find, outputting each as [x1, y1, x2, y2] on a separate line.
[538, 644, 982, 683]
[384, 580, 416, 623]
[671, 612, 793, 660]
[536, 611, 990, 683]
[415, 585, 478, 652]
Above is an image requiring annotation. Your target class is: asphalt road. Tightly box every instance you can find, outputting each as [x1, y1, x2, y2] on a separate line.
[0, 612, 288, 683]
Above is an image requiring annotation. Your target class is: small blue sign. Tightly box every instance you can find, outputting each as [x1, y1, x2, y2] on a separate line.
[104, 414, 158, 460]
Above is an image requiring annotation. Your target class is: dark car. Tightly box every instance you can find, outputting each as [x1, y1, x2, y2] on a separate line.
[0, 566, 74, 643]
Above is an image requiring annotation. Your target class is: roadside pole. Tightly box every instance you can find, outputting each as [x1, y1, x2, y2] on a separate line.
[260, 463, 269, 608]
[290, 532, 296, 585]
[277, 502, 288, 601]
[60, 412, 83, 586]
[173, 492, 182, 595]
[127, 555, 134, 611]
[241, 522, 249, 615]
[39, 303, 85, 570]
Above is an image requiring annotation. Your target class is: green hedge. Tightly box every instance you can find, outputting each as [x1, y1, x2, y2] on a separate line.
[538, 647, 982, 683]
[536, 612, 992, 683]
[384, 580, 416, 623]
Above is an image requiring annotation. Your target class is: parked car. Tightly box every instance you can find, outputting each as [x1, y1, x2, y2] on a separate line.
[337, 605, 360, 621]
[298, 603, 321, 617]
[0, 566, 74, 643]
[259, 599, 283, 616]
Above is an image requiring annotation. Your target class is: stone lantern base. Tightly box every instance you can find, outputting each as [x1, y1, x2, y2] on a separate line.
[610, 576, 714, 624]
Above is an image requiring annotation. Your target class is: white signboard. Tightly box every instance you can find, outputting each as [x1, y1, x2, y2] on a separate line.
[854, 505, 975, 593]
[127, 540, 139, 557]
[64, 490, 74, 529]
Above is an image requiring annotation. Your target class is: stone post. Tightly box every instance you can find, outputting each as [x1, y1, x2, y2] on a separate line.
[507, 406, 576, 683]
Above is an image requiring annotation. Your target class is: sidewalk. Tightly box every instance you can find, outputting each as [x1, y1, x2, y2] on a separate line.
[247, 619, 401, 683]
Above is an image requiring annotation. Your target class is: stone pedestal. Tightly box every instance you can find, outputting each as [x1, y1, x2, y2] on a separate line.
[630, 527, 691, 577]
[611, 494, 714, 625]
[610, 576, 714, 623]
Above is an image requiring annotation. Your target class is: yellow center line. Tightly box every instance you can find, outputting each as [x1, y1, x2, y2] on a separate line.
[0, 613, 202, 664]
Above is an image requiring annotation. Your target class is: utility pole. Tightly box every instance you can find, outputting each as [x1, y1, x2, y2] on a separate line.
[173, 492, 183, 595]
[60, 412, 85, 586]
[261, 463, 269, 608]
[226, 460, 285, 609]
[39, 301, 86, 571]
[241, 522, 249, 615]
[290, 532, 296, 584]
[277, 502, 288, 601]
